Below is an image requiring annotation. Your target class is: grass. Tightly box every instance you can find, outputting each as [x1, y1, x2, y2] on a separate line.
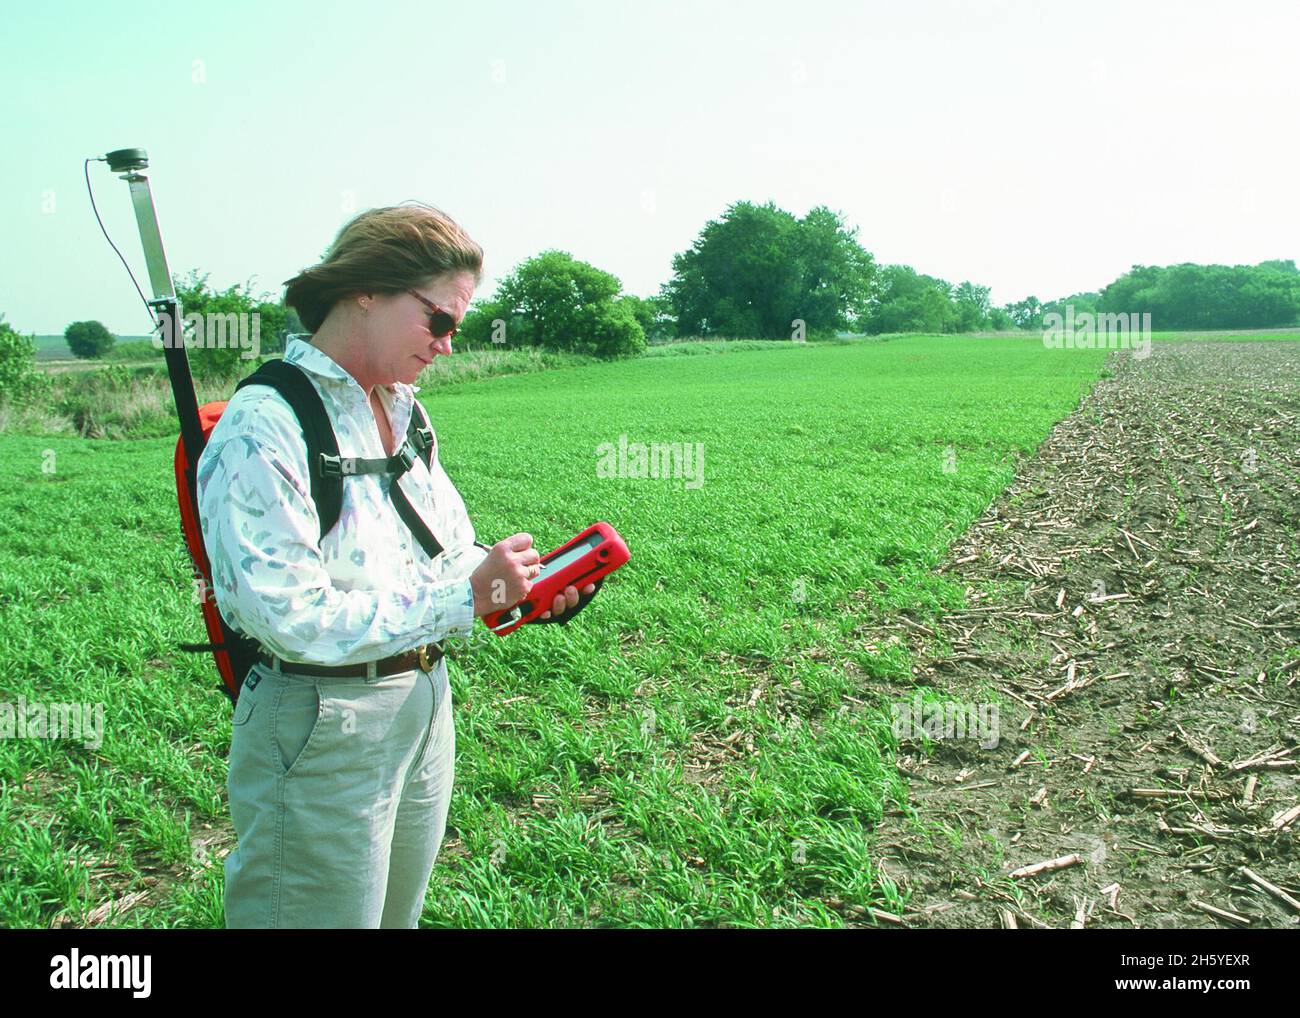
[1149, 328, 1300, 342]
[0, 333, 1110, 927]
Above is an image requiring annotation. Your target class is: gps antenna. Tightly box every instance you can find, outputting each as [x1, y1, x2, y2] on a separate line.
[98, 148, 204, 483]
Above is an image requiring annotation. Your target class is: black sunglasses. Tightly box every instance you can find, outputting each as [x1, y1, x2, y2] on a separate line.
[407, 289, 459, 339]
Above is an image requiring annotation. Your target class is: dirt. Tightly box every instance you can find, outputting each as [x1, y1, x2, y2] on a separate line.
[860, 341, 1300, 928]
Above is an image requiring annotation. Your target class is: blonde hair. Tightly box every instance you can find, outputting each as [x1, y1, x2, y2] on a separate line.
[283, 203, 483, 332]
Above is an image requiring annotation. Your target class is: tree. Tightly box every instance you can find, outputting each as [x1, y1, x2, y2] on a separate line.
[986, 306, 1015, 330]
[1099, 265, 1164, 322]
[663, 202, 800, 338]
[952, 281, 993, 332]
[617, 294, 675, 342]
[793, 205, 877, 335]
[1098, 263, 1300, 329]
[478, 251, 646, 358]
[662, 201, 876, 339]
[1040, 291, 1100, 329]
[1006, 296, 1044, 330]
[859, 265, 955, 334]
[65, 320, 115, 359]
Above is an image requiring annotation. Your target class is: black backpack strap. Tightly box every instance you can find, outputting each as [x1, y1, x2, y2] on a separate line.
[234, 360, 343, 539]
[233, 362, 444, 559]
[317, 443, 422, 480]
[388, 397, 443, 559]
[407, 399, 436, 469]
[318, 396, 435, 480]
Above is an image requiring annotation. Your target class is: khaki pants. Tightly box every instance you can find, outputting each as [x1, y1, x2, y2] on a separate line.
[222, 656, 455, 928]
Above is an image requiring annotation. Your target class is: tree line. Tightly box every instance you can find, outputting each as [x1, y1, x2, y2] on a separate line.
[462, 202, 1299, 345]
[6, 203, 1298, 388]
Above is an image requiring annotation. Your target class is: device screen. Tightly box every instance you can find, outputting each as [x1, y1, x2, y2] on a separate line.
[532, 532, 602, 586]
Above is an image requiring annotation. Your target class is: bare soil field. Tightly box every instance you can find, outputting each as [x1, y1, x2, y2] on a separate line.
[863, 341, 1300, 928]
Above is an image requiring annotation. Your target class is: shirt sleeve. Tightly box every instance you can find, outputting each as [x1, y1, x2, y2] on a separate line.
[196, 422, 476, 667]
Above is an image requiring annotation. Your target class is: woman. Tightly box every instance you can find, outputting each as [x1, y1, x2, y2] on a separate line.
[196, 203, 594, 928]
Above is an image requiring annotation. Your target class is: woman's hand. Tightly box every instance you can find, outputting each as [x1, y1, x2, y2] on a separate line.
[470, 533, 540, 617]
[539, 582, 598, 619]
[468, 533, 598, 620]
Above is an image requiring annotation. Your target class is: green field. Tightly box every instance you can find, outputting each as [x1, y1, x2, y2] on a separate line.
[0, 335, 1110, 927]
[33, 336, 73, 359]
[32, 335, 155, 362]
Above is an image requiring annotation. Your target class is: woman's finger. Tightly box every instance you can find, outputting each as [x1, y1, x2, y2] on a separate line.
[538, 583, 596, 621]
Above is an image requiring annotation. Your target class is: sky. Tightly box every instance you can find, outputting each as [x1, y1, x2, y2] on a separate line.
[3, 0, 1298, 334]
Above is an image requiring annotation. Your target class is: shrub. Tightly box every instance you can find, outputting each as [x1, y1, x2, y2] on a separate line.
[173, 271, 291, 378]
[456, 299, 509, 349]
[107, 339, 163, 361]
[0, 316, 41, 402]
[580, 300, 646, 358]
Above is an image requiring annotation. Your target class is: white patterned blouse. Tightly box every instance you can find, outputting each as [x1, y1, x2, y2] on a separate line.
[195, 337, 486, 666]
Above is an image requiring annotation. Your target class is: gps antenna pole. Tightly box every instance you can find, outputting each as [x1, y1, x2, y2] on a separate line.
[103, 148, 204, 479]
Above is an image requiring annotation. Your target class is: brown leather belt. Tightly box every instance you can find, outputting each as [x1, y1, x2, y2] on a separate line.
[257, 642, 445, 678]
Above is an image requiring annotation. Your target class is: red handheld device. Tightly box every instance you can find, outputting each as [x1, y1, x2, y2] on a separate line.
[483, 521, 630, 636]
